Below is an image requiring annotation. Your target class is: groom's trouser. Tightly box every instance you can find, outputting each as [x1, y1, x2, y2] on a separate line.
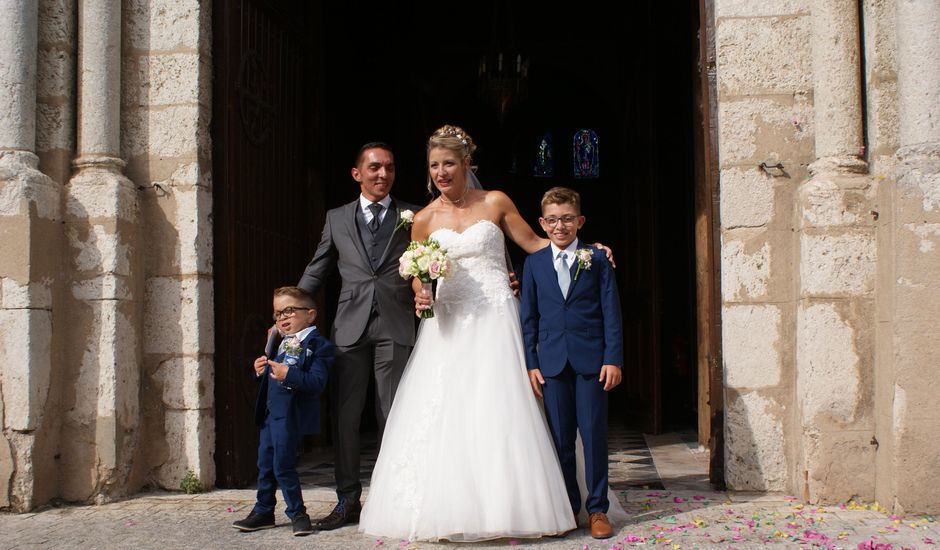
[332, 309, 410, 504]
[542, 364, 609, 515]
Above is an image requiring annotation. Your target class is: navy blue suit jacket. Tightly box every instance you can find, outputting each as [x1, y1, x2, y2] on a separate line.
[254, 328, 334, 436]
[520, 241, 623, 377]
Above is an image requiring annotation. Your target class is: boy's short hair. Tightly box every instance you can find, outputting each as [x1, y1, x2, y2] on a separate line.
[273, 286, 316, 309]
[541, 187, 581, 214]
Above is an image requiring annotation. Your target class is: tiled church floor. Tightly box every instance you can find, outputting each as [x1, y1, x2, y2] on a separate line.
[297, 425, 702, 493]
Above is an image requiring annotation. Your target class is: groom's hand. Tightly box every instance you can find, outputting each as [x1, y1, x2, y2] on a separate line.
[528, 368, 545, 398]
[599, 365, 622, 391]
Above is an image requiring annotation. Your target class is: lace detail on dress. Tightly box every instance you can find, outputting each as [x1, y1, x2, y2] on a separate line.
[430, 220, 514, 320]
[386, 336, 444, 539]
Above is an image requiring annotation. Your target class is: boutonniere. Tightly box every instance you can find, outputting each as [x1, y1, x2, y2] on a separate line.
[394, 209, 414, 232]
[573, 248, 593, 280]
[283, 336, 302, 365]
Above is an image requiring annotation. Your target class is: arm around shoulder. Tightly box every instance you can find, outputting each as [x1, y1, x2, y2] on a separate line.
[597, 251, 624, 368]
[490, 190, 548, 254]
[298, 211, 338, 294]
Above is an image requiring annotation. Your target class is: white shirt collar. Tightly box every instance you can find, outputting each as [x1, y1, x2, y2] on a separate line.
[283, 325, 316, 341]
[550, 239, 579, 261]
[359, 194, 392, 213]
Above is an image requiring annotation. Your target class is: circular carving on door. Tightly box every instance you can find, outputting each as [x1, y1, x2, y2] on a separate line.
[238, 51, 275, 146]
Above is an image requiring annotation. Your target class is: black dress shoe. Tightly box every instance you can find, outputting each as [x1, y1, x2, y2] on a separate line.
[291, 512, 315, 536]
[232, 511, 276, 531]
[314, 500, 361, 531]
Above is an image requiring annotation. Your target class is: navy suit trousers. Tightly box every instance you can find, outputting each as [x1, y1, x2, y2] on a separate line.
[542, 364, 609, 515]
[253, 416, 304, 518]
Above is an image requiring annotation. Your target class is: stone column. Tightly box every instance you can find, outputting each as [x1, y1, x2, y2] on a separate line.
[795, 0, 876, 503]
[887, 0, 940, 514]
[0, 0, 61, 511]
[61, 0, 140, 502]
[714, 1, 813, 493]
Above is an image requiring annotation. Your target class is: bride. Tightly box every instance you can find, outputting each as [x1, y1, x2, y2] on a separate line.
[359, 125, 616, 542]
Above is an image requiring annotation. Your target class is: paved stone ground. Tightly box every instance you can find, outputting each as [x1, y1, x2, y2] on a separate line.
[3, 432, 937, 549]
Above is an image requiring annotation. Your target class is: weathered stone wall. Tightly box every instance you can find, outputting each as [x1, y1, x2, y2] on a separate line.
[715, 0, 812, 492]
[2, 0, 212, 510]
[121, 0, 215, 492]
[716, 0, 940, 512]
[867, 0, 900, 512]
[0, 0, 64, 511]
[795, 0, 875, 504]
[32, 0, 76, 507]
[878, 0, 940, 514]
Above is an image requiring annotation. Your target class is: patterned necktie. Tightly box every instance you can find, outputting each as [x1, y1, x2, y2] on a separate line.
[368, 202, 383, 233]
[557, 251, 571, 298]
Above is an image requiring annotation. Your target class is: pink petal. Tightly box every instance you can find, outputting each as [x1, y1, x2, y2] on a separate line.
[674, 497, 685, 503]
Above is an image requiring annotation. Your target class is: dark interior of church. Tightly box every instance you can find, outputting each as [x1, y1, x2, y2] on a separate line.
[213, 0, 704, 485]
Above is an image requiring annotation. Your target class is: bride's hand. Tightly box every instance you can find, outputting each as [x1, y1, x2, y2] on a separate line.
[507, 271, 520, 297]
[527, 368, 545, 398]
[414, 286, 433, 317]
[593, 242, 616, 268]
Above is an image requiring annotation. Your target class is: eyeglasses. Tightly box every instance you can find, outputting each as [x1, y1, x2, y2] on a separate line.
[542, 215, 580, 227]
[273, 306, 311, 321]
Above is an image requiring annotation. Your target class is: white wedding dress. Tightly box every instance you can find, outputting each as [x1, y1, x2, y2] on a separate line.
[359, 220, 576, 542]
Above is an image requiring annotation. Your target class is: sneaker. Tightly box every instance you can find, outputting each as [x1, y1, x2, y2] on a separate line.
[291, 512, 315, 536]
[233, 511, 275, 532]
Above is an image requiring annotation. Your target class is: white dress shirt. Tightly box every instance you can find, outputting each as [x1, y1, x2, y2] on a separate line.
[359, 194, 392, 225]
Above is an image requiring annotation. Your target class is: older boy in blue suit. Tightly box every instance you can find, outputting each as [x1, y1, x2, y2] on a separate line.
[520, 187, 623, 540]
[233, 286, 335, 536]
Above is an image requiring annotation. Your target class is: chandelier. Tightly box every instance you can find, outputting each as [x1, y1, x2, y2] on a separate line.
[477, 4, 528, 125]
[478, 52, 528, 124]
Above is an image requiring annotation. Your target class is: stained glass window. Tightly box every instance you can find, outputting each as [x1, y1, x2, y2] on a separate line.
[533, 133, 554, 177]
[573, 129, 599, 179]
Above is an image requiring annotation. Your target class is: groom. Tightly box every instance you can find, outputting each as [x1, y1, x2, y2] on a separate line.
[520, 187, 623, 539]
[297, 142, 421, 530]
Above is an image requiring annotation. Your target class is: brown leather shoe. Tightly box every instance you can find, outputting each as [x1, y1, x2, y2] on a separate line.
[589, 512, 613, 539]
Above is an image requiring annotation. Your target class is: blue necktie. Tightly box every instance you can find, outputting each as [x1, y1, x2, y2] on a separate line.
[557, 251, 571, 297]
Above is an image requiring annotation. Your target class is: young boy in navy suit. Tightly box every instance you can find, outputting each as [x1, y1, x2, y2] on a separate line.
[233, 286, 335, 536]
[520, 187, 623, 539]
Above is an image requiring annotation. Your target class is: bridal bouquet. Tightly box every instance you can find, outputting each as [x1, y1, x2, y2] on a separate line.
[399, 237, 453, 318]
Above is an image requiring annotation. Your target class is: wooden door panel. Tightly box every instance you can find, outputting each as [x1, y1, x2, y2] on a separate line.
[213, 0, 320, 487]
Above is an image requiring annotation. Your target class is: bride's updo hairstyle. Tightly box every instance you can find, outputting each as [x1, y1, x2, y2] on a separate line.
[427, 124, 478, 196]
[427, 124, 477, 160]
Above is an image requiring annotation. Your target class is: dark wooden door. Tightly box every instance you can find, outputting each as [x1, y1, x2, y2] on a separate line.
[213, 0, 324, 487]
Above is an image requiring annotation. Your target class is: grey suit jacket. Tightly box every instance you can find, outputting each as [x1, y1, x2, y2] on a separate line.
[298, 197, 421, 348]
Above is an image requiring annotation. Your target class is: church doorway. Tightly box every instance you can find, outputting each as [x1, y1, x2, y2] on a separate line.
[212, 0, 722, 487]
